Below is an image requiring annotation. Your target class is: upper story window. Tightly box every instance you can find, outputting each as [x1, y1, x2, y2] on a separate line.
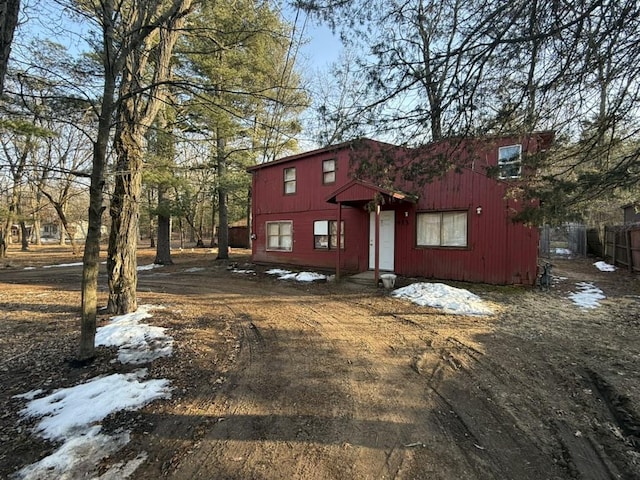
[416, 211, 467, 247]
[284, 167, 296, 194]
[322, 159, 336, 184]
[498, 144, 522, 179]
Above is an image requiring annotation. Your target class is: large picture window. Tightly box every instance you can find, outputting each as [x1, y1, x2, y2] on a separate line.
[322, 159, 336, 184]
[266, 221, 293, 251]
[498, 144, 522, 179]
[314, 220, 344, 249]
[284, 167, 296, 194]
[417, 211, 467, 247]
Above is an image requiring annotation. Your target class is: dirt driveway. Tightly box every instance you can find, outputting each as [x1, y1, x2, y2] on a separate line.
[1, 246, 639, 479]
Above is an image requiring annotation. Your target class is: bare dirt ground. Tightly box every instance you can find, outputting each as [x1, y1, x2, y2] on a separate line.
[1, 244, 639, 479]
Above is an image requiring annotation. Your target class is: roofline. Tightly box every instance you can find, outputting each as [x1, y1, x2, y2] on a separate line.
[325, 178, 418, 204]
[247, 131, 555, 173]
[246, 138, 400, 172]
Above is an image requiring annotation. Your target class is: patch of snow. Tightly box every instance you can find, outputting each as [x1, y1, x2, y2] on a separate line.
[232, 269, 256, 274]
[14, 426, 130, 480]
[13, 389, 44, 401]
[14, 305, 173, 480]
[265, 268, 291, 276]
[568, 282, 605, 309]
[20, 369, 171, 441]
[23, 266, 36, 270]
[554, 248, 572, 255]
[42, 262, 83, 269]
[266, 268, 326, 282]
[137, 263, 163, 271]
[594, 261, 616, 272]
[283, 272, 326, 282]
[391, 282, 494, 316]
[95, 452, 148, 480]
[184, 267, 205, 273]
[95, 305, 172, 364]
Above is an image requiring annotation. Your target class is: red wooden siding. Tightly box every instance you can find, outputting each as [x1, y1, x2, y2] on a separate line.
[249, 135, 552, 285]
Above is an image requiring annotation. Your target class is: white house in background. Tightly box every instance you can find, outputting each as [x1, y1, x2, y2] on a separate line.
[39, 220, 107, 242]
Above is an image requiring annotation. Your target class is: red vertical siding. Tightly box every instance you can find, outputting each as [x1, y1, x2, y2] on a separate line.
[249, 135, 549, 285]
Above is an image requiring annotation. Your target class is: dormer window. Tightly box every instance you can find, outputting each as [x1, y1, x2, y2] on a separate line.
[498, 145, 522, 179]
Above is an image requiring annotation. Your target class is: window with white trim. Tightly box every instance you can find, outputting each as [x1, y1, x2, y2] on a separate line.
[266, 221, 293, 251]
[416, 211, 467, 247]
[498, 144, 522, 179]
[284, 167, 296, 194]
[322, 159, 336, 184]
[314, 220, 344, 249]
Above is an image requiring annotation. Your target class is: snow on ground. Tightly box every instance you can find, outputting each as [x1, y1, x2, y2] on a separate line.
[137, 263, 164, 271]
[594, 261, 616, 272]
[266, 268, 327, 282]
[184, 267, 205, 273]
[13, 305, 173, 480]
[568, 282, 606, 309]
[554, 248, 572, 255]
[232, 269, 256, 274]
[392, 282, 495, 316]
[95, 305, 173, 364]
[42, 262, 84, 269]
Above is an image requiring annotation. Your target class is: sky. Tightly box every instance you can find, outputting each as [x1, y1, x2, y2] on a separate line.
[10, 258, 615, 478]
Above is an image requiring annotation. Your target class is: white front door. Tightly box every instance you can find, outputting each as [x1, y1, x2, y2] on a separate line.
[369, 210, 395, 271]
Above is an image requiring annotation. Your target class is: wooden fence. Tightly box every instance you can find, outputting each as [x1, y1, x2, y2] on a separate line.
[604, 224, 640, 273]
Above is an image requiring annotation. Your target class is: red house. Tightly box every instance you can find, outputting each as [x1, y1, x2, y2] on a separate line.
[248, 133, 554, 285]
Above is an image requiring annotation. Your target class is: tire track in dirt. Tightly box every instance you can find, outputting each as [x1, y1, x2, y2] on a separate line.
[113, 263, 640, 479]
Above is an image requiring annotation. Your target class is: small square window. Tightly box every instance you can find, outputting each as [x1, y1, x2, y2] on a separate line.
[322, 159, 336, 184]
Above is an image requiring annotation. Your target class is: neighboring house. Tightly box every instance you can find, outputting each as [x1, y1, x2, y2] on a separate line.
[40, 220, 107, 242]
[248, 133, 554, 285]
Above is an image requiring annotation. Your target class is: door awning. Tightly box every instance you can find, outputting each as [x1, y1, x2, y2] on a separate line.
[326, 179, 417, 207]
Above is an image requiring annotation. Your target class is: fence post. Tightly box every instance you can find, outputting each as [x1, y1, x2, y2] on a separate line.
[626, 229, 633, 272]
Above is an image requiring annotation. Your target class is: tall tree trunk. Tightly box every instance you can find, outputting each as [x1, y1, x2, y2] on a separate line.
[79, 0, 118, 359]
[0, 0, 19, 95]
[154, 186, 173, 264]
[0, 228, 5, 257]
[216, 133, 229, 259]
[107, 125, 144, 314]
[19, 221, 28, 251]
[106, 0, 192, 314]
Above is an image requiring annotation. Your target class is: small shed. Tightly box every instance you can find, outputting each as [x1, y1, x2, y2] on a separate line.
[228, 219, 249, 248]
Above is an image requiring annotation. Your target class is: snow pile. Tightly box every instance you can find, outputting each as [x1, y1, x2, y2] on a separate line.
[13, 306, 173, 480]
[391, 282, 495, 316]
[95, 305, 173, 364]
[266, 268, 326, 282]
[594, 261, 616, 272]
[568, 282, 605, 309]
[554, 248, 572, 255]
